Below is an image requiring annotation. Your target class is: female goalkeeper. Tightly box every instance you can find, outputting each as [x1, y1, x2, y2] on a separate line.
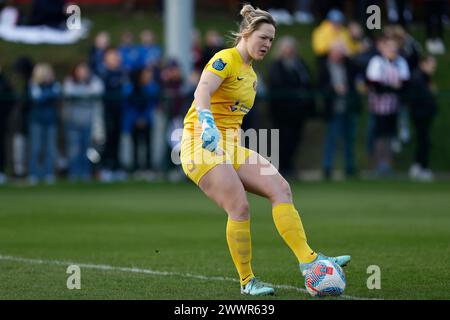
[180, 4, 350, 296]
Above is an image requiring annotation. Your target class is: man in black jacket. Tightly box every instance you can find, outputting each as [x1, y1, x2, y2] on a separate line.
[0, 67, 16, 184]
[318, 40, 362, 180]
[268, 36, 315, 178]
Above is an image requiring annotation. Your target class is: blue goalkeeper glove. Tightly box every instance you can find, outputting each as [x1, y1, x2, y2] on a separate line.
[198, 109, 220, 152]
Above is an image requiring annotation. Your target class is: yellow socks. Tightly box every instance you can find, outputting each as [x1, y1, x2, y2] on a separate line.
[226, 204, 315, 285]
[226, 218, 254, 286]
[272, 203, 317, 263]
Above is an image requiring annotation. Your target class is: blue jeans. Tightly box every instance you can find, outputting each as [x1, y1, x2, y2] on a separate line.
[66, 124, 92, 180]
[323, 112, 357, 175]
[28, 108, 57, 180]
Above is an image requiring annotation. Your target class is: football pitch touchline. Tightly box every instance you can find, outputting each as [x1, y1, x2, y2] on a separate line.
[0, 254, 377, 300]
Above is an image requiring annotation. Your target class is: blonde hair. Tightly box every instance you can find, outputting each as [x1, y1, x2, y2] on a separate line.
[231, 4, 276, 46]
[31, 63, 54, 84]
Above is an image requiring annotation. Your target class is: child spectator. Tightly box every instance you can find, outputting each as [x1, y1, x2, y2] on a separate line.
[366, 36, 410, 177]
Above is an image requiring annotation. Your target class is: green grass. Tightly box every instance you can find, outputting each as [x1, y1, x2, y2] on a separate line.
[0, 181, 449, 300]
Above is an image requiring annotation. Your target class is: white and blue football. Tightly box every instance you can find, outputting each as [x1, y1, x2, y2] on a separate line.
[304, 260, 346, 297]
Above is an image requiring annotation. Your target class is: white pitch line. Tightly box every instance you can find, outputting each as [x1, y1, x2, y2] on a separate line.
[0, 254, 378, 300]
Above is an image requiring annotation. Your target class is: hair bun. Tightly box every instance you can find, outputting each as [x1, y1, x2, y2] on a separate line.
[240, 4, 255, 19]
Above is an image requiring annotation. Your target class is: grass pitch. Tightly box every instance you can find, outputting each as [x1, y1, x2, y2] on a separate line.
[0, 180, 449, 300]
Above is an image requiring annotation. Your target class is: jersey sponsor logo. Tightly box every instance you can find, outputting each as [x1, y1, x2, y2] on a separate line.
[239, 104, 251, 114]
[237, 76, 244, 81]
[229, 100, 251, 114]
[212, 58, 227, 71]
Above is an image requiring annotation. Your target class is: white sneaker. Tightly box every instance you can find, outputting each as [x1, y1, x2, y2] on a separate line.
[418, 169, 434, 182]
[391, 139, 402, 153]
[433, 39, 446, 55]
[99, 169, 114, 183]
[409, 163, 422, 179]
[240, 277, 274, 296]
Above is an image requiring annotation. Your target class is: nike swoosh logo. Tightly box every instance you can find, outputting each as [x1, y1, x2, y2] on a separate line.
[237, 76, 244, 81]
[242, 275, 252, 283]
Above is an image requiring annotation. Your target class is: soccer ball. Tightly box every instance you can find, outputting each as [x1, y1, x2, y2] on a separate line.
[304, 260, 346, 297]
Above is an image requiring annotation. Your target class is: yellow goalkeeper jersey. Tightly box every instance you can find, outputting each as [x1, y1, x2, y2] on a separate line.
[183, 47, 257, 133]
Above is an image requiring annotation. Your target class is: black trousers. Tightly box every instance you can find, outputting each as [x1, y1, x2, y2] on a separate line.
[102, 106, 121, 171]
[132, 123, 152, 171]
[271, 109, 306, 177]
[412, 115, 434, 169]
[0, 109, 11, 172]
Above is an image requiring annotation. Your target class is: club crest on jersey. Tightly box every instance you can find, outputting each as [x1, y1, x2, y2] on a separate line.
[212, 58, 227, 71]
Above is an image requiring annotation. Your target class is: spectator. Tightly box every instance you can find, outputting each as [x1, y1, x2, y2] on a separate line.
[319, 41, 361, 180]
[159, 59, 183, 174]
[12, 56, 34, 178]
[408, 55, 438, 181]
[120, 67, 160, 173]
[424, 0, 446, 55]
[0, 65, 15, 184]
[161, 59, 184, 119]
[312, 9, 355, 60]
[88, 31, 110, 76]
[384, 25, 422, 151]
[191, 29, 203, 71]
[268, 36, 315, 178]
[366, 36, 410, 177]
[118, 31, 140, 73]
[28, 63, 61, 184]
[347, 21, 372, 56]
[384, 24, 421, 72]
[63, 62, 104, 181]
[201, 29, 225, 67]
[99, 48, 128, 182]
[166, 68, 200, 182]
[138, 29, 162, 70]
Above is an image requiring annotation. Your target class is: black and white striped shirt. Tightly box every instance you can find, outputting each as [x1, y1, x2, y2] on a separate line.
[366, 55, 410, 115]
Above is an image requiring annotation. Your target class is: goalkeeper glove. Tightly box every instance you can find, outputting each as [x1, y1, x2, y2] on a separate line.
[198, 109, 220, 152]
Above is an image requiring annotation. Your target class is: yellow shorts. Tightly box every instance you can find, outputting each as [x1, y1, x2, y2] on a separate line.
[180, 128, 254, 185]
